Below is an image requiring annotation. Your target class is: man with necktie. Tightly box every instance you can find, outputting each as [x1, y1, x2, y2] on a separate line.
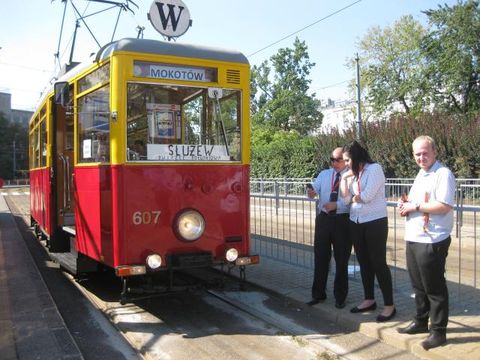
[307, 147, 352, 308]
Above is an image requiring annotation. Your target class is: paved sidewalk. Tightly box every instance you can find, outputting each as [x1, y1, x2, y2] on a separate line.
[233, 251, 480, 360]
[0, 195, 83, 360]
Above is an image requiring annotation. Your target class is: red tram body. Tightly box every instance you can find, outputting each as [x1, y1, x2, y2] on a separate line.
[29, 39, 257, 298]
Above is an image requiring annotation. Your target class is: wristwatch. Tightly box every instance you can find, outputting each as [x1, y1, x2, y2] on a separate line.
[415, 202, 420, 211]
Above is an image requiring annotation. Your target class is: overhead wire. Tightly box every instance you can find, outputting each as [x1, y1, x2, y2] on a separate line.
[247, 0, 363, 58]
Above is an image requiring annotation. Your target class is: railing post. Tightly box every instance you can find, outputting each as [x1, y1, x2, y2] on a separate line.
[274, 181, 279, 216]
[457, 186, 464, 304]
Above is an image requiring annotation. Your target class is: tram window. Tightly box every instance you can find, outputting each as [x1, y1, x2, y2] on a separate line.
[126, 83, 242, 162]
[40, 121, 47, 167]
[29, 128, 37, 168]
[78, 64, 110, 93]
[33, 127, 40, 168]
[65, 85, 75, 151]
[78, 85, 110, 163]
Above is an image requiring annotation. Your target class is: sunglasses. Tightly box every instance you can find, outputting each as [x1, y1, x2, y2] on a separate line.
[330, 157, 344, 162]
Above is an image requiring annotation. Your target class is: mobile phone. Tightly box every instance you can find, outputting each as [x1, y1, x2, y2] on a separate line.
[329, 191, 338, 202]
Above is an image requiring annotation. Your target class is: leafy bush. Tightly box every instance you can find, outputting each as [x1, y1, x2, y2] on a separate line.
[363, 113, 479, 178]
[250, 127, 317, 178]
[250, 113, 480, 179]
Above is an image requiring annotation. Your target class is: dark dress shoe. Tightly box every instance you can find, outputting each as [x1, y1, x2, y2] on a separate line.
[376, 307, 396, 322]
[397, 321, 429, 334]
[421, 332, 446, 350]
[350, 302, 377, 313]
[335, 301, 346, 309]
[306, 297, 325, 306]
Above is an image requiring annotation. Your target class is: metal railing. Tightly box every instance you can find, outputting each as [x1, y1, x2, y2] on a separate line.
[251, 177, 480, 205]
[1, 178, 30, 187]
[250, 178, 480, 302]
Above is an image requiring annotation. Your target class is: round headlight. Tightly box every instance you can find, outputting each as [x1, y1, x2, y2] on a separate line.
[146, 254, 162, 269]
[225, 248, 239, 262]
[176, 210, 205, 241]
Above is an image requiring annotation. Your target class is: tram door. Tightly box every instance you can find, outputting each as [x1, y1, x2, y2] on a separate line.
[50, 82, 75, 251]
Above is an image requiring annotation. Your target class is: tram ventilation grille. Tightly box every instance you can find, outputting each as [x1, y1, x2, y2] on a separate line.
[226, 69, 241, 84]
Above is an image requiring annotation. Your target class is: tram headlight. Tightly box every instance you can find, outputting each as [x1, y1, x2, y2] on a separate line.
[225, 248, 239, 262]
[175, 209, 205, 241]
[146, 254, 162, 269]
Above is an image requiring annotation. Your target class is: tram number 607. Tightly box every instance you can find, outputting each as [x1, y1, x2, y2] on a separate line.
[132, 210, 161, 225]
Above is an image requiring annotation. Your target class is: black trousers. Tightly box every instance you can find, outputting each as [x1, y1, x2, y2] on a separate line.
[406, 237, 451, 333]
[350, 217, 394, 306]
[312, 212, 352, 303]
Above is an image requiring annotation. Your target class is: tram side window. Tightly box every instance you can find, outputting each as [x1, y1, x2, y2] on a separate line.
[78, 64, 110, 93]
[78, 86, 110, 163]
[40, 120, 47, 167]
[126, 83, 242, 162]
[29, 127, 39, 168]
[34, 127, 41, 168]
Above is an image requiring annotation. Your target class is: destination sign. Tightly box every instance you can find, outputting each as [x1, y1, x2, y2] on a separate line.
[147, 144, 230, 161]
[134, 61, 217, 83]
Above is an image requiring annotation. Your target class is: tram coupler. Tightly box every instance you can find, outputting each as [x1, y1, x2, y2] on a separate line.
[120, 277, 128, 305]
[239, 265, 247, 290]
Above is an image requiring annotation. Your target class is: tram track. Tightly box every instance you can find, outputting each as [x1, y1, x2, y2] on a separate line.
[62, 267, 331, 360]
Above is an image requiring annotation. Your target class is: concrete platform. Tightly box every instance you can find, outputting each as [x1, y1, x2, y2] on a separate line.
[0, 195, 83, 360]
[233, 252, 480, 360]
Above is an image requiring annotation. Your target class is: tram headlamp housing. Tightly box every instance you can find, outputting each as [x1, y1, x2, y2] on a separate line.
[146, 254, 162, 269]
[175, 209, 205, 241]
[225, 248, 239, 262]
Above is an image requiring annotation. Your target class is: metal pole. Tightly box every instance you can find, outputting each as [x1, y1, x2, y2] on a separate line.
[355, 53, 362, 140]
[12, 137, 16, 180]
[69, 20, 80, 65]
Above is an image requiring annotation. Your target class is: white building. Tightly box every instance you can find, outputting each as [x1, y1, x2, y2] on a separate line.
[317, 98, 355, 134]
[0, 92, 32, 128]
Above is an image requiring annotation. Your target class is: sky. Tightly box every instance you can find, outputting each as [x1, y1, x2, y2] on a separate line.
[0, 0, 459, 111]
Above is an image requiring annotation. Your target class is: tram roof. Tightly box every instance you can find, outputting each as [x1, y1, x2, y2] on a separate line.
[96, 38, 249, 65]
[31, 38, 249, 117]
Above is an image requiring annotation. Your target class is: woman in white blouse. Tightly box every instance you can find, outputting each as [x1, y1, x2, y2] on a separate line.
[340, 141, 396, 322]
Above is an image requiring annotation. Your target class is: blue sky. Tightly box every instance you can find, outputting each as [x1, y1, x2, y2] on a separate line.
[0, 0, 458, 110]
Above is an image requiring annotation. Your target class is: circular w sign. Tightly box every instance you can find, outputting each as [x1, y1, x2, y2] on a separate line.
[148, 0, 192, 38]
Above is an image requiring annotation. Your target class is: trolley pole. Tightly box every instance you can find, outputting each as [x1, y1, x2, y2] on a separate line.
[355, 54, 362, 140]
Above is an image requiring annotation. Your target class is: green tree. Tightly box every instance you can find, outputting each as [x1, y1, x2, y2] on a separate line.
[353, 15, 428, 117]
[251, 38, 322, 135]
[422, 0, 480, 114]
[0, 113, 29, 180]
[250, 129, 317, 178]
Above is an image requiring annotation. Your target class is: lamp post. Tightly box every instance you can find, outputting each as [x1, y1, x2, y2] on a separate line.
[12, 134, 16, 180]
[355, 53, 363, 140]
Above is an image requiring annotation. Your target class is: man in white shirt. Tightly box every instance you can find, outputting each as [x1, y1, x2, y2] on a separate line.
[397, 135, 456, 350]
[307, 147, 351, 309]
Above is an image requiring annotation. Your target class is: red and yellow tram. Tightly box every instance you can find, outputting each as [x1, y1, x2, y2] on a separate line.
[29, 38, 258, 299]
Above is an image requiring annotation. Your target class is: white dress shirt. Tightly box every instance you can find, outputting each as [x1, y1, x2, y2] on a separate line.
[405, 161, 456, 243]
[312, 168, 350, 215]
[344, 163, 387, 223]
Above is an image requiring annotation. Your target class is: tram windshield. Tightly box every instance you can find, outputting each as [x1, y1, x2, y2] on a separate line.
[126, 83, 242, 162]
